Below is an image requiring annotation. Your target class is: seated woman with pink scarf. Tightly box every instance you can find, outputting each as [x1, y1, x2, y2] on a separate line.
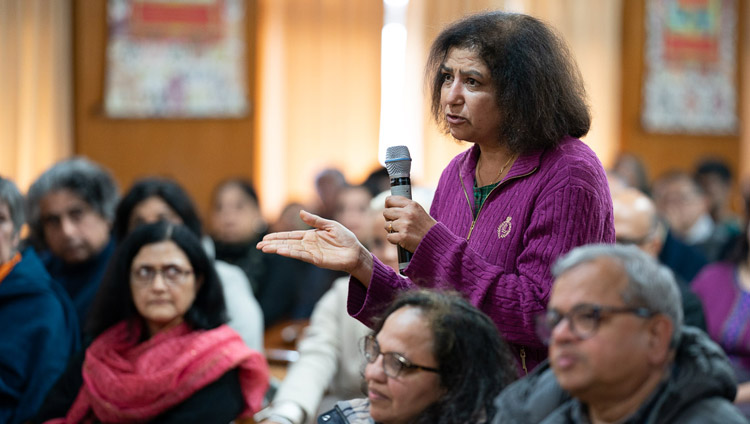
[32, 222, 269, 423]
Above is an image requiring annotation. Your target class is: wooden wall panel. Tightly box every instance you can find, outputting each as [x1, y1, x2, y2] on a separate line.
[73, 0, 257, 219]
[620, 0, 743, 184]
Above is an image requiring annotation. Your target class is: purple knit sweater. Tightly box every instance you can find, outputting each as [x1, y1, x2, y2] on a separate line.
[348, 137, 614, 372]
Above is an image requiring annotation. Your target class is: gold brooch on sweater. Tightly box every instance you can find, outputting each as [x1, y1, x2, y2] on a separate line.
[497, 216, 512, 238]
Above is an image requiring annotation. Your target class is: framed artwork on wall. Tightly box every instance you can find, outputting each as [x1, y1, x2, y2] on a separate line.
[642, 0, 738, 135]
[104, 0, 249, 118]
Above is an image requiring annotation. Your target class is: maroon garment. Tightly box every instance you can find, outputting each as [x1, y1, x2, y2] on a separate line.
[349, 137, 614, 372]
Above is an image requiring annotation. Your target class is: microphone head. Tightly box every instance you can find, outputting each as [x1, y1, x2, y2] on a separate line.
[385, 145, 412, 178]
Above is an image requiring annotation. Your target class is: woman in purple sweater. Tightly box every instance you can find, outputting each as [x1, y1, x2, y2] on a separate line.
[258, 11, 614, 374]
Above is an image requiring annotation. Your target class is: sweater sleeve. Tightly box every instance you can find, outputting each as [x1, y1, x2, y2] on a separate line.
[349, 183, 613, 348]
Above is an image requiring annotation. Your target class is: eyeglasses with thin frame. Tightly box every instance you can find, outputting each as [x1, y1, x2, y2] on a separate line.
[130, 264, 193, 287]
[535, 303, 655, 344]
[362, 334, 440, 378]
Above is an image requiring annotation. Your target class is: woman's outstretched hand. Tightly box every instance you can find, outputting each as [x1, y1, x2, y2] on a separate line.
[256, 210, 374, 285]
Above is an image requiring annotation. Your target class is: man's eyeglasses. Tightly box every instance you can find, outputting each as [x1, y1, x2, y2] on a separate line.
[535, 303, 655, 343]
[362, 335, 440, 378]
[131, 265, 193, 287]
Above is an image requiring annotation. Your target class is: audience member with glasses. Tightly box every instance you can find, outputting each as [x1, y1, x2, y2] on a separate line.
[255, 191, 403, 424]
[316, 289, 518, 424]
[113, 177, 264, 351]
[493, 244, 747, 424]
[32, 222, 269, 424]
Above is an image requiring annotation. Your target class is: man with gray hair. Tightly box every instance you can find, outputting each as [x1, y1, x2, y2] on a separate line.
[26, 157, 119, 329]
[493, 244, 746, 423]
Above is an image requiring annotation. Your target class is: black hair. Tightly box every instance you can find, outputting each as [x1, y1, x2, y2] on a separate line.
[212, 178, 260, 209]
[426, 11, 590, 153]
[113, 178, 203, 242]
[369, 290, 518, 424]
[87, 221, 227, 338]
[694, 158, 733, 184]
[362, 167, 391, 198]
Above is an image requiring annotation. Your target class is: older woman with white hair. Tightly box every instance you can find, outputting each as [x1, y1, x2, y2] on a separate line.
[0, 176, 79, 424]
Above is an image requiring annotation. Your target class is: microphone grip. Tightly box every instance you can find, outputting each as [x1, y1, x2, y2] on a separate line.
[389, 177, 412, 199]
[389, 176, 413, 274]
[397, 247, 412, 275]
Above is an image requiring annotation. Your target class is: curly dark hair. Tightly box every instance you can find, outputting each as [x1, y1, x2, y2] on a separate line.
[87, 221, 227, 338]
[368, 289, 518, 424]
[427, 11, 590, 153]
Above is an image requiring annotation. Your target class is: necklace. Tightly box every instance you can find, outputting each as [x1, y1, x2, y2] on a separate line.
[477, 153, 517, 186]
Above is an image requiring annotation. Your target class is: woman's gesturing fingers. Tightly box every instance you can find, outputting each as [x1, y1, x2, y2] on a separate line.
[257, 210, 365, 273]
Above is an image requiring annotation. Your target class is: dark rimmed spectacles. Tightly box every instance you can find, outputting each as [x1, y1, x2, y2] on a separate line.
[131, 265, 193, 287]
[362, 335, 440, 378]
[535, 303, 655, 344]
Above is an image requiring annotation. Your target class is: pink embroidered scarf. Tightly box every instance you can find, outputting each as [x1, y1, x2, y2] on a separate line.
[46, 321, 268, 423]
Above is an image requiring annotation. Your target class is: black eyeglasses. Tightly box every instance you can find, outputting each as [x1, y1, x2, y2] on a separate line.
[535, 303, 655, 344]
[362, 335, 440, 378]
[131, 265, 193, 287]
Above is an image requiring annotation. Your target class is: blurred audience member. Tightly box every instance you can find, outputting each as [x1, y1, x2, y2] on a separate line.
[269, 202, 308, 233]
[692, 197, 750, 416]
[25, 157, 119, 329]
[211, 178, 267, 246]
[317, 289, 518, 424]
[210, 179, 322, 328]
[362, 167, 390, 198]
[612, 152, 650, 195]
[695, 158, 741, 236]
[334, 184, 373, 244]
[612, 187, 706, 329]
[494, 244, 746, 423]
[606, 170, 628, 196]
[113, 177, 263, 350]
[33, 222, 269, 423]
[313, 168, 347, 220]
[652, 170, 733, 262]
[0, 176, 79, 424]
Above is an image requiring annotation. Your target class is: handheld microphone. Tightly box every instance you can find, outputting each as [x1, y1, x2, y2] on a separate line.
[385, 145, 413, 274]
